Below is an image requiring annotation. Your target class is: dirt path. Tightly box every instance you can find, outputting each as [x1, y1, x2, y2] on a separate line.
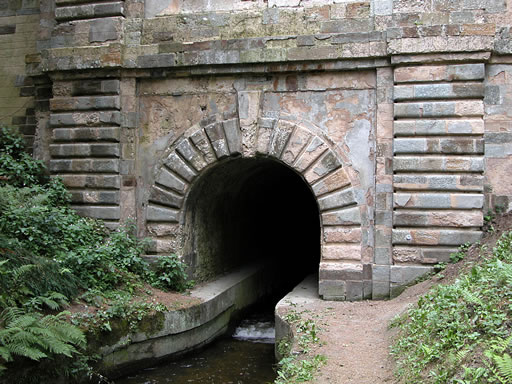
[281, 279, 435, 384]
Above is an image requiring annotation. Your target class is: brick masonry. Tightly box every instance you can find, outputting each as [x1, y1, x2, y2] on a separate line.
[1, 0, 512, 300]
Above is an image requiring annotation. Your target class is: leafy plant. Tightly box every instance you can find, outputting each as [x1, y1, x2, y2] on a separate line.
[0, 308, 86, 373]
[0, 126, 48, 187]
[154, 254, 192, 292]
[275, 309, 326, 383]
[391, 231, 512, 383]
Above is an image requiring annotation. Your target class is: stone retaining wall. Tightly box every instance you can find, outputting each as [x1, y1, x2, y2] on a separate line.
[2, 0, 512, 299]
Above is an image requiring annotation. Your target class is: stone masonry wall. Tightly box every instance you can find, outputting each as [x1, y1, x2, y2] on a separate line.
[9, 0, 512, 299]
[0, 0, 41, 151]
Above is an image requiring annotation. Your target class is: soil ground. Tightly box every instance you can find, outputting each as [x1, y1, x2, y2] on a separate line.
[296, 212, 512, 384]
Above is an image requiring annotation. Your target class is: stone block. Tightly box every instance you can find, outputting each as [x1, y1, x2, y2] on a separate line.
[294, 137, 327, 172]
[50, 159, 119, 173]
[394, 138, 484, 155]
[164, 153, 196, 183]
[50, 143, 120, 158]
[321, 206, 361, 226]
[156, 167, 187, 194]
[323, 227, 361, 243]
[71, 205, 120, 220]
[176, 139, 207, 172]
[322, 244, 362, 261]
[222, 119, 241, 154]
[149, 186, 183, 209]
[51, 96, 121, 111]
[345, 281, 363, 301]
[319, 280, 346, 301]
[137, 54, 176, 68]
[146, 204, 179, 222]
[394, 83, 484, 101]
[372, 281, 390, 299]
[72, 79, 120, 96]
[392, 229, 481, 246]
[396, 176, 437, 197]
[60, 174, 120, 189]
[394, 119, 484, 136]
[374, 247, 391, 265]
[319, 188, 356, 211]
[394, 192, 483, 209]
[71, 190, 120, 205]
[320, 18, 373, 34]
[312, 167, 351, 196]
[269, 120, 294, 159]
[373, 0, 392, 15]
[390, 265, 434, 285]
[393, 156, 484, 172]
[52, 127, 121, 142]
[388, 36, 494, 55]
[304, 150, 342, 184]
[89, 18, 119, 43]
[205, 123, 229, 158]
[394, 101, 484, 118]
[190, 129, 217, 165]
[394, 210, 483, 227]
[281, 127, 311, 166]
[372, 265, 390, 282]
[394, 64, 485, 83]
[319, 262, 363, 281]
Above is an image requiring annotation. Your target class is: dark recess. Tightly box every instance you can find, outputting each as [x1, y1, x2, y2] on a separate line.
[184, 156, 321, 292]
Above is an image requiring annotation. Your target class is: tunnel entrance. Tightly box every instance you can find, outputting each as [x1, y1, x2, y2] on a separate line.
[183, 156, 321, 292]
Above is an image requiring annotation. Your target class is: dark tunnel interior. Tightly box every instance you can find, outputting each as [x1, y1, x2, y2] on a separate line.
[183, 157, 321, 294]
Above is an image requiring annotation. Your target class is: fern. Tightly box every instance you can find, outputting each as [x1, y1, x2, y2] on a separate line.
[0, 307, 86, 375]
[493, 353, 512, 383]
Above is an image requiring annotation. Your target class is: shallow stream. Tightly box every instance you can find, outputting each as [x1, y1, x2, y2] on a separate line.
[115, 314, 277, 384]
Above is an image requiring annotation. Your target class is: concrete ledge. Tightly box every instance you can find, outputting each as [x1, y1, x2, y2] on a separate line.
[96, 263, 275, 378]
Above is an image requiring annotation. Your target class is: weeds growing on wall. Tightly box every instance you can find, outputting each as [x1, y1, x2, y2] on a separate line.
[274, 307, 327, 384]
[391, 231, 512, 384]
[0, 127, 191, 382]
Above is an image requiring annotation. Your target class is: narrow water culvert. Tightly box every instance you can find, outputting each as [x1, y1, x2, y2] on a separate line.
[183, 156, 321, 295]
[115, 158, 321, 383]
[116, 302, 278, 384]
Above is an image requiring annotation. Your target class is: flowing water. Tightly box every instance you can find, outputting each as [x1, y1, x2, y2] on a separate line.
[116, 314, 277, 384]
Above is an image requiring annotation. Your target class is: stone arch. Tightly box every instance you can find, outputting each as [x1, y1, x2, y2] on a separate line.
[145, 113, 364, 298]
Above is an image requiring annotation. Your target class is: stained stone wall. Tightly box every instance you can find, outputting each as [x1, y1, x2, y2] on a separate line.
[3, 0, 512, 299]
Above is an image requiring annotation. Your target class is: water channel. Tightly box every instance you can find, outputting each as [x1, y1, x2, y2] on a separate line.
[116, 312, 277, 384]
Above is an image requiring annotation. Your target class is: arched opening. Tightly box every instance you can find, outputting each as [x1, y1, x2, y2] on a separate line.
[183, 156, 321, 293]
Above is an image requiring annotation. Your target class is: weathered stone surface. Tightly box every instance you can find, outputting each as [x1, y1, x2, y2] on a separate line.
[50, 143, 120, 158]
[394, 138, 484, 154]
[50, 159, 119, 173]
[394, 64, 485, 83]
[394, 193, 484, 209]
[155, 167, 188, 194]
[394, 100, 484, 118]
[52, 127, 120, 142]
[146, 204, 179, 222]
[71, 205, 120, 220]
[394, 119, 484, 136]
[393, 174, 484, 191]
[394, 83, 484, 100]
[394, 210, 483, 227]
[318, 188, 356, 211]
[393, 156, 484, 172]
[392, 229, 482, 245]
[164, 154, 196, 183]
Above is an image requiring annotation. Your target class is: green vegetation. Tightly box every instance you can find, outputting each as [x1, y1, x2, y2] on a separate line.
[391, 231, 512, 384]
[0, 126, 191, 382]
[274, 307, 326, 384]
